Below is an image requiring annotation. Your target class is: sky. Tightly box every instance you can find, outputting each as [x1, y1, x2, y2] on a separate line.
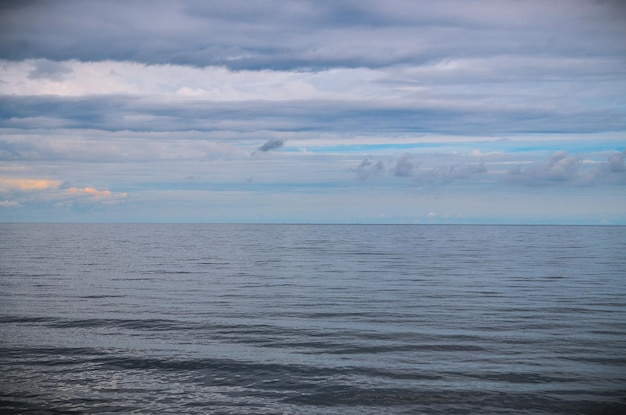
[0, 0, 625, 224]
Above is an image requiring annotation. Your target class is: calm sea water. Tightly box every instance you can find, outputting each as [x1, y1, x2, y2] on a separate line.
[1, 224, 625, 414]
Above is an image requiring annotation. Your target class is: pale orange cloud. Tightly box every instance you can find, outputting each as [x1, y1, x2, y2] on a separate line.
[62, 186, 128, 205]
[65, 187, 112, 197]
[0, 178, 127, 208]
[0, 178, 61, 192]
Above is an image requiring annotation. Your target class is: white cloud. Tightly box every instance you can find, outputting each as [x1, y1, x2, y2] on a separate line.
[0, 60, 387, 102]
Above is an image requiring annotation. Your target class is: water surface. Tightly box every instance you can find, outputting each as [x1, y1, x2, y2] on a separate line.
[1, 224, 625, 414]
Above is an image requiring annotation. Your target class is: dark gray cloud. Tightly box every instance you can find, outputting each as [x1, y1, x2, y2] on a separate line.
[256, 138, 285, 153]
[3, 95, 621, 136]
[1, 0, 624, 70]
[1, 0, 624, 145]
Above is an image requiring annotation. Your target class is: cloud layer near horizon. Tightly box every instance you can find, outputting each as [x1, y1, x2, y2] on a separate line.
[0, 0, 625, 223]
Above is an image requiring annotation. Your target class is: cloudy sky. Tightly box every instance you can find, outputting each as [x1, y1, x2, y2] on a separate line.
[1, 0, 625, 223]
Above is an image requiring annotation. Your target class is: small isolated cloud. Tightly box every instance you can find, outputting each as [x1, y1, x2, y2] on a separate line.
[354, 157, 384, 180]
[597, 149, 626, 185]
[547, 151, 580, 180]
[255, 138, 285, 153]
[608, 150, 625, 172]
[392, 153, 415, 177]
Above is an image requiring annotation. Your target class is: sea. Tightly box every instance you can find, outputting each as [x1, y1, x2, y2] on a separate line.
[1, 223, 625, 414]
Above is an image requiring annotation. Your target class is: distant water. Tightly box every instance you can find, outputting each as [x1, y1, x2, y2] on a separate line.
[1, 224, 625, 414]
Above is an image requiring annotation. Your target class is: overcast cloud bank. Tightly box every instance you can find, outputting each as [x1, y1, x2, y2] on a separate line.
[0, 0, 624, 223]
